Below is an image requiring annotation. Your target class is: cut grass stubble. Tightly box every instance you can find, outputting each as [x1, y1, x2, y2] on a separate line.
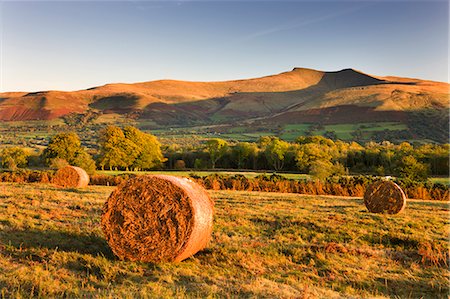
[0, 183, 448, 298]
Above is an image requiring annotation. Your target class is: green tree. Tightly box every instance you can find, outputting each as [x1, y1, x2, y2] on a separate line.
[258, 136, 273, 148]
[232, 142, 258, 169]
[396, 155, 429, 182]
[98, 126, 165, 171]
[42, 133, 96, 174]
[1, 147, 29, 170]
[42, 133, 81, 165]
[309, 160, 346, 180]
[194, 158, 206, 169]
[295, 143, 333, 172]
[309, 160, 334, 180]
[264, 137, 290, 171]
[296, 135, 335, 147]
[98, 126, 139, 170]
[206, 138, 228, 169]
[123, 126, 165, 170]
[73, 151, 97, 175]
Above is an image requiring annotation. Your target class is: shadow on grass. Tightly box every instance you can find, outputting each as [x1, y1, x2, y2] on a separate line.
[319, 205, 356, 213]
[362, 233, 419, 250]
[250, 217, 327, 238]
[374, 277, 449, 298]
[54, 188, 95, 194]
[30, 185, 96, 194]
[0, 228, 115, 259]
[408, 200, 449, 210]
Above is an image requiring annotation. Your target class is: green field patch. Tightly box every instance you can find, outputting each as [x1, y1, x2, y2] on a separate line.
[429, 177, 450, 186]
[281, 122, 410, 141]
[357, 122, 408, 131]
[227, 126, 248, 133]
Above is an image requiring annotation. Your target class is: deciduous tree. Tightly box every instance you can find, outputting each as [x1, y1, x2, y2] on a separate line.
[98, 126, 139, 170]
[42, 132, 96, 174]
[206, 138, 228, 169]
[264, 137, 290, 171]
[1, 147, 29, 170]
[98, 126, 165, 171]
[396, 155, 429, 182]
[232, 142, 258, 169]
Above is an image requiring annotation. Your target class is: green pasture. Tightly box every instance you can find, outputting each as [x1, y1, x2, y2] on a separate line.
[280, 122, 408, 141]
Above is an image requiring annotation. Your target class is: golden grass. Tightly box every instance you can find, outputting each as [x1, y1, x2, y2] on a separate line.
[0, 183, 448, 298]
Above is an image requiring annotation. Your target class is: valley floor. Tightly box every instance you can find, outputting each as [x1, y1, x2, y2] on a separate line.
[0, 183, 448, 298]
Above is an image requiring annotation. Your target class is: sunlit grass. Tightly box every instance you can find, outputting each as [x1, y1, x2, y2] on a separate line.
[0, 183, 448, 298]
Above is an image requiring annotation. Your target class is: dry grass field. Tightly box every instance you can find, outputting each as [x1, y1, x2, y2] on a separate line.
[0, 183, 448, 298]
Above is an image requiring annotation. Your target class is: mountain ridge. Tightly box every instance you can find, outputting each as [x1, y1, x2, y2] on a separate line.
[0, 67, 448, 126]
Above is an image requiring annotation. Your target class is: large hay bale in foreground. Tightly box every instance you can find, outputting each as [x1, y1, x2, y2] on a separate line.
[101, 175, 214, 263]
[52, 166, 90, 188]
[364, 181, 406, 214]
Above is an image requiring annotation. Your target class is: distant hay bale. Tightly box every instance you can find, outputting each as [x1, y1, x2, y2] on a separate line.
[364, 181, 406, 214]
[101, 175, 214, 263]
[52, 166, 90, 188]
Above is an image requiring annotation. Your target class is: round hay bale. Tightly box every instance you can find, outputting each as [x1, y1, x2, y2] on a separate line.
[364, 181, 406, 214]
[101, 175, 214, 263]
[52, 166, 90, 188]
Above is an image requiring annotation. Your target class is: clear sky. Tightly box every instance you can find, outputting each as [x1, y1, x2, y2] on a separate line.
[0, 0, 448, 92]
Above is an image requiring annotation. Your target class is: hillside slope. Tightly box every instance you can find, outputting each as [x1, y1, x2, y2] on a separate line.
[0, 68, 448, 126]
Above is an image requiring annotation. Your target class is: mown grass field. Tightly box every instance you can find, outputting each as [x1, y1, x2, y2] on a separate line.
[0, 183, 448, 298]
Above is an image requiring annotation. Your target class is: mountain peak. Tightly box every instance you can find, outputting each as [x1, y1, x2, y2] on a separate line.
[292, 67, 320, 72]
[0, 67, 448, 123]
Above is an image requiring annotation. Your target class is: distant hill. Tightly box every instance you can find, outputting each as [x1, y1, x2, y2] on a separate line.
[0, 67, 448, 141]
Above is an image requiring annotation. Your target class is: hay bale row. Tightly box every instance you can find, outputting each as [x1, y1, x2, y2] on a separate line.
[48, 170, 407, 263]
[364, 180, 406, 214]
[101, 175, 214, 263]
[52, 166, 90, 188]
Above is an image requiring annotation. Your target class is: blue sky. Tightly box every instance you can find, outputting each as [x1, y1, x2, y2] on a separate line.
[1, 1, 448, 92]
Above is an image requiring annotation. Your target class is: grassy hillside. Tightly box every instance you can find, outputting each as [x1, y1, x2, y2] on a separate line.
[0, 183, 448, 298]
[1, 67, 448, 143]
[0, 68, 325, 121]
[0, 68, 448, 130]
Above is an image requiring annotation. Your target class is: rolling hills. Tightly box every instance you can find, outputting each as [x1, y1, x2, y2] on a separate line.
[0, 67, 448, 142]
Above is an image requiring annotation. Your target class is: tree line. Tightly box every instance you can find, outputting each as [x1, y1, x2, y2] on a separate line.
[0, 126, 448, 182]
[166, 136, 448, 181]
[0, 126, 165, 175]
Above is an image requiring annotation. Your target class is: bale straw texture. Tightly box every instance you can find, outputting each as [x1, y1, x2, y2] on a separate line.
[364, 181, 407, 214]
[101, 175, 214, 263]
[52, 166, 90, 188]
